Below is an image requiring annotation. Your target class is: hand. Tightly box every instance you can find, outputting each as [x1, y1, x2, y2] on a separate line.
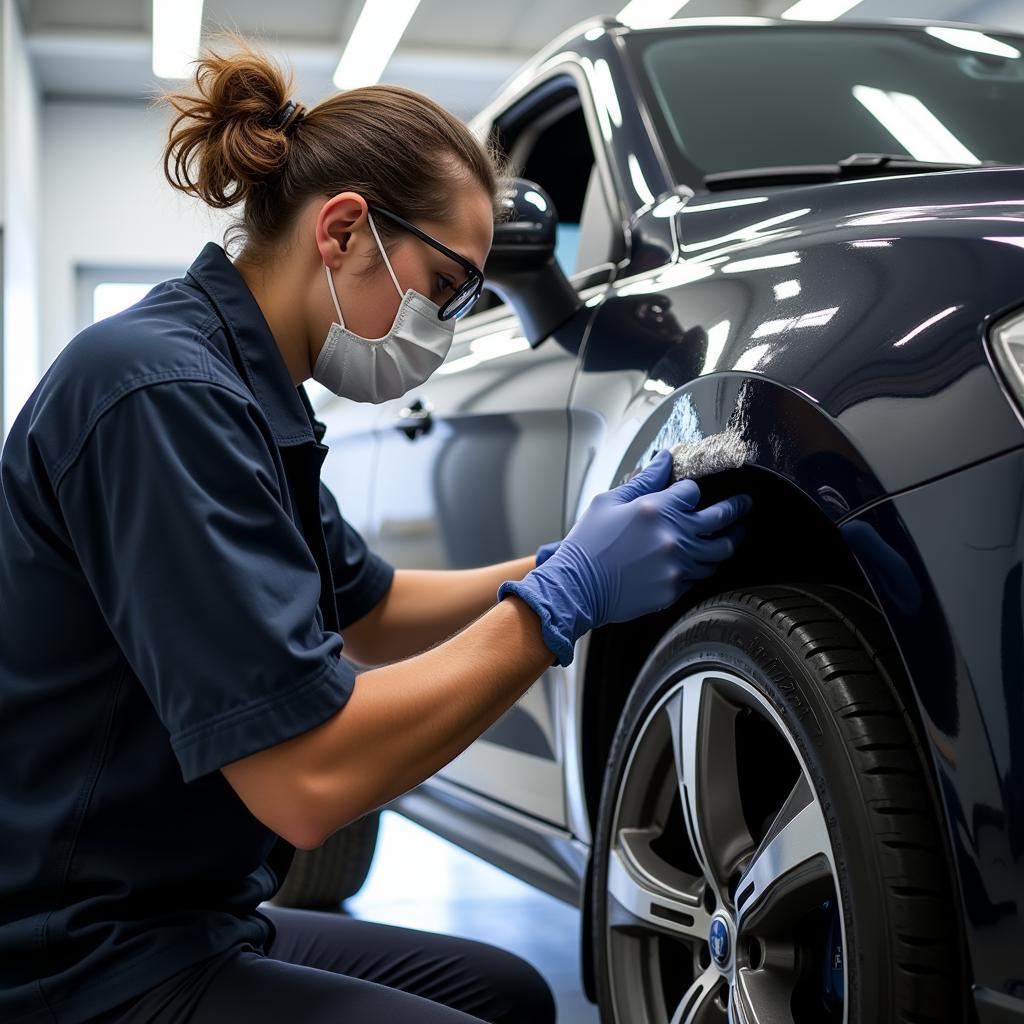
[535, 541, 560, 567]
[498, 449, 752, 666]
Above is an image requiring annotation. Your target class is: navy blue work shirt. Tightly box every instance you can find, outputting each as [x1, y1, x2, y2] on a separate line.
[0, 241, 395, 1023]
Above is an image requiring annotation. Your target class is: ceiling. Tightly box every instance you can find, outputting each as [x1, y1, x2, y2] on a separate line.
[16, 0, 1024, 119]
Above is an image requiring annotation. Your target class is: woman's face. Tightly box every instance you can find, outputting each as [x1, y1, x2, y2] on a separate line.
[313, 181, 494, 345]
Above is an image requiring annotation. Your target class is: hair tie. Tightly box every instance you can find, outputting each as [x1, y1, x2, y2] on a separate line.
[270, 100, 306, 136]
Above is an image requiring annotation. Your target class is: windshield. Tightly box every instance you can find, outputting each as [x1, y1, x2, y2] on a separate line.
[626, 24, 1024, 185]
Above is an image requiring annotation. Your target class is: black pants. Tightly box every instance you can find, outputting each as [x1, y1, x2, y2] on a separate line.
[92, 905, 558, 1023]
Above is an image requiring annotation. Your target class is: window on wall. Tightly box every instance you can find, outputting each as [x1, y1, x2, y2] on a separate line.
[92, 282, 158, 322]
[76, 266, 184, 331]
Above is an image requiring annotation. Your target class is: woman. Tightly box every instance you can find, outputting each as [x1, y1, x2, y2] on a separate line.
[0, 38, 752, 1024]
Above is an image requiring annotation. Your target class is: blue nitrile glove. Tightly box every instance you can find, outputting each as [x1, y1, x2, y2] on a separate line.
[498, 448, 752, 667]
[535, 541, 560, 566]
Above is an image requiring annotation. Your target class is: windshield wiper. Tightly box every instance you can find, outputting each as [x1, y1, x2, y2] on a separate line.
[704, 152, 1003, 191]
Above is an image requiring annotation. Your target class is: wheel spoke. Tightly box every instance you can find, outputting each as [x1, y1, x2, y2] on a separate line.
[666, 687, 712, 881]
[735, 775, 834, 931]
[608, 827, 712, 942]
[669, 965, 726, 1024]
[728, 989, 747, 1024]
[733, 964, 798, 1024]
[669, 676, 755, 902]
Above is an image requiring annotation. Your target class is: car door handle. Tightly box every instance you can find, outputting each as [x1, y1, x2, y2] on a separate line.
[394, 397, 433, 440]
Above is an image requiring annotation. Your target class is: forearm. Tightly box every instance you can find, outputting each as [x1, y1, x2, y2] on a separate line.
[345, 555, 537, 665]
[298, 593, 554, 845]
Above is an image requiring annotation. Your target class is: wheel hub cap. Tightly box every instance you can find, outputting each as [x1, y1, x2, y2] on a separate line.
[709, 913, 732, 968]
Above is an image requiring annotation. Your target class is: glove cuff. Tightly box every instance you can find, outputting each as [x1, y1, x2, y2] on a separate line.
[497, 578, 575, 667]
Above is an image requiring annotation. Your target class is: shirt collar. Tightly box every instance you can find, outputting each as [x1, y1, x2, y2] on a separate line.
[185, 241, 315, 447]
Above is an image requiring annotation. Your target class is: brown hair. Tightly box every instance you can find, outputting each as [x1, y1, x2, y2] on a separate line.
[155, 32, 506, 262]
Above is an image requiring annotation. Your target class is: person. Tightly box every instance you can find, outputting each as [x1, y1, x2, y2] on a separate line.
[0, 36, 752, 1024]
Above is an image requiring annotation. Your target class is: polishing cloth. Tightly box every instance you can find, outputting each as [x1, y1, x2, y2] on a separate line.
[668, 429, 751, 482]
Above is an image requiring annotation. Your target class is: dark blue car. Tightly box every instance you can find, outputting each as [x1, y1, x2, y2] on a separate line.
[296, 15, 1024, 1024]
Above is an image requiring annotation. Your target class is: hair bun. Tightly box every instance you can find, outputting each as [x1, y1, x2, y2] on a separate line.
[158, 31, 300, 209]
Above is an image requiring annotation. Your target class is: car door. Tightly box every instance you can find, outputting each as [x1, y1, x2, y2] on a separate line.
[364, 73, 624, 827]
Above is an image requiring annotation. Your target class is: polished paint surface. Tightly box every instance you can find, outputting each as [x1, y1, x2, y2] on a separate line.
[318, 16, 1024, 1016]
[843, 448, 1024, 998]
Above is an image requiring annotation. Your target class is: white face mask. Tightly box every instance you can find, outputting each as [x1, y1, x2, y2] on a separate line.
[312, 210, 455, 404]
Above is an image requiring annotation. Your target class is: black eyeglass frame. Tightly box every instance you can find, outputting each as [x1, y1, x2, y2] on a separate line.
[368, 203, 485, 321]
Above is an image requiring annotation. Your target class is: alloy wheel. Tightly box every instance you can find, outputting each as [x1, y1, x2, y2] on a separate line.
[604, 669, 846, 1024]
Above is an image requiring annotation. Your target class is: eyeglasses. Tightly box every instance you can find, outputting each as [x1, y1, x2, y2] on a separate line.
[368, 203, 485, 321]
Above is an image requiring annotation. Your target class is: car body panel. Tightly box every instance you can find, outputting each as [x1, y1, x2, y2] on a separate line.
[347, 299, 594, 827]
[841, 445, 1024, 1006]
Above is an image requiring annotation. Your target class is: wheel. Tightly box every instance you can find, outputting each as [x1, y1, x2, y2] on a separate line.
[270, 809, 380, 910]
[591, 585, 965, 1024]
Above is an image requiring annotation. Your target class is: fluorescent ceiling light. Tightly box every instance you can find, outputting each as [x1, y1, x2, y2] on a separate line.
[152, 0, 204, 79]
[617, 0, 691, 29]
[852, 85, 980, 164]
[723, 251, 801, 273]
[701, 319, 732, 374]
[781, 0, 863, 20]
[751, 306, 839, 339]
[925, 27, 1021, 59]
[893, 305, 959, 347]
[734, 343, 772, 370]
[628, 155, 655, 206]
[679, 196, 769, 214]
[333, 0, 421, 90]
[591, 58, 623, 142]
[986, 236, 1024, 250]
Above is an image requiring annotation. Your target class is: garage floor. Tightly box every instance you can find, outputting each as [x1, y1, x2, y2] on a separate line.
[344, 811, 599, 1024]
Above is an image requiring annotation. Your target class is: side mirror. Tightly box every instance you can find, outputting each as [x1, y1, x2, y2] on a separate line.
[484, 178, 583, 347]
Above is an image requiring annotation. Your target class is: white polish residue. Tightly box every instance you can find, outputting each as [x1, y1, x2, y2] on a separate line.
[642, 380, 759, 481]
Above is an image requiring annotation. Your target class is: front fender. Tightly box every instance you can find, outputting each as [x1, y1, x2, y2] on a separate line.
[572, 370, 882, 526]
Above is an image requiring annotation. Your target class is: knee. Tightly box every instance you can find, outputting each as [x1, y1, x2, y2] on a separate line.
[481, 948, 556, 1024]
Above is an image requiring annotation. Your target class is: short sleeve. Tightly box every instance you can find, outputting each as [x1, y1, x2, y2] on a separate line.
[56, 379, 356, 784]
[319, 482, 395, 630]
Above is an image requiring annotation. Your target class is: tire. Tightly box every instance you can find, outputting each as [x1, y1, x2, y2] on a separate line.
[270, 810, 381, 910]
[591, 585, 966, 1024]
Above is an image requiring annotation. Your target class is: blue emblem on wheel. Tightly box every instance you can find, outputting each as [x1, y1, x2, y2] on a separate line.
[709, 916, 730, 966]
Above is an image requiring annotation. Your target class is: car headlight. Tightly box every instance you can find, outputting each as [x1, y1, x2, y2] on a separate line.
[989, 309, 1024, 413]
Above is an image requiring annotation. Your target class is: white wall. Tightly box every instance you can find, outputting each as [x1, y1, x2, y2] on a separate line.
[40, 99, 233, 369]
[2, 0, 42, 438]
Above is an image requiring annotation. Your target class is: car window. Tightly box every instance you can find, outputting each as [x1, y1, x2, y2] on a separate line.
[627, 25, 1024, 185]
[468, 80, 620, 319]
[512, 97, 596, 276]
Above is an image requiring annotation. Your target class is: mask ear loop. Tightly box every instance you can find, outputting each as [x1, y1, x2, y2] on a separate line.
[366, 210, 404, 299]
[324, 209, 403, 328]
[324, 263, 346, 328]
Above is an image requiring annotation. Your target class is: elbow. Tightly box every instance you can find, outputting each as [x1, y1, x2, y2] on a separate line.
[284, 774, 373, 851]
[286, 823, 328, 852]
[286, 807, 371, 851]
[279, 805, 342, 851]
[221, 760, 364, 851]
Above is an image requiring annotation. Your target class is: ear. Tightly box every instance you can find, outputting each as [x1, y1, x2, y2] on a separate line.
[316, 192, 369, 267]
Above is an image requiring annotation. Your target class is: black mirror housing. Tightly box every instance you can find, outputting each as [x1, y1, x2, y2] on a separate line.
[484, 178, 583, 347]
